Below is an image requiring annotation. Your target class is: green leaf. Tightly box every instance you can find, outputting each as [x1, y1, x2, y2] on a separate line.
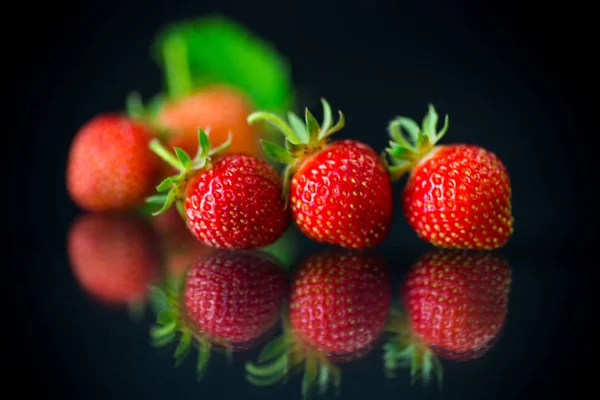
[162, 34, 192, 98]
[261, 140, 294, 164]
[152, 15, 294, 113]
[287, 111, 309, 143]
[396, 117, 421, 142]
[304, 108, 320, 143]
[437, 114, 449, 142]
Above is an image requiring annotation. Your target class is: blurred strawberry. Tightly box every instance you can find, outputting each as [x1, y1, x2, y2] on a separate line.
[384, 249, 511, 384]
[66, 114, 161, 211]
[157, 84, 262, 159]
[149, 250, 287, 378]
[246, 249, 391, 397]
[67, 213, 161, 309]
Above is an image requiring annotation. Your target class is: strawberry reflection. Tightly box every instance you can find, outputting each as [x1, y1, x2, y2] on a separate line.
[150, 250, 287, 378]
[384, 249, 512, 385]
[152, 208, 214, 280]
[246, 249, 391, 397]
[67, 212, 161, 310]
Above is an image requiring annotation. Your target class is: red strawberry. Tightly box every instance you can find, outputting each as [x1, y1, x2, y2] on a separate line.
[384, 105, 514, 249]
[156, 84, 262, 158]
[246, 249, 391, 396]
[149, 250, 287, 378]
[66, 114, 161, 211]
[147, 129, 289, 249]
[67, 212, 161, 306]
[384, 249, 511, 383]
[247, 99, 393, 248]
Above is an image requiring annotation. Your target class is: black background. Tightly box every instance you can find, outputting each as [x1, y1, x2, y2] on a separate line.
[12, 0, 593, 398]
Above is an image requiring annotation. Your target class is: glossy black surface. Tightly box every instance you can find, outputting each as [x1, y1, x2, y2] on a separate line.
[15, 0, 591, 398]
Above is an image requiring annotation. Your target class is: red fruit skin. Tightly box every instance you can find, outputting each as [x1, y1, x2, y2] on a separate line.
[67, 213, 161, 304]
[403, 144, 513, 250]
[289, 250, 391, 358]
[402, 250, 511, 359]
[66, 114, 160, 211]
[184, 154, 289, 249]
[290, 140, 393, 249]
[183, 251, 287, 348]
[157, 84, 261, 158]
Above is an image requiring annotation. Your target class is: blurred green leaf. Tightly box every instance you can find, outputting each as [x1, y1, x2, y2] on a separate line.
[153, 15, 294, 114]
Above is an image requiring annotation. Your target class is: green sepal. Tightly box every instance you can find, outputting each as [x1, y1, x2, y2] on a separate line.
[304, 107, 321, 143]
[385, 103, 450, 180]
[146, 128, 231, 217]
[174, 331, 192, 366]
[157, 309, 177, 325]
[261, 140, 295, 164]
[287, 111, 309, 143]
[248, 98, 345, 148]
[152, 332, 177, 347]
[146, 194, 168, 205]
[174, 147, 192, 169]
[126, 91, 146, 120]
[196, 340, 212, 381]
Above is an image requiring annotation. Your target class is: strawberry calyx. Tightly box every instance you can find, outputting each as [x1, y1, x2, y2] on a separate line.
[245, 314, 342, 398]
[382, 308, 443, 387]
[146, 128, 232, 218]
[149, 279, 232, 380]
[383, 104, 449, 180]
[247, 98, 345, 203]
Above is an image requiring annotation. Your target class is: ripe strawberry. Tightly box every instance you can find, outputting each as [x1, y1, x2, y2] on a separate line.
[146, 128, 289, 249]
[384, 105, 514, 249]
[149, 250, 287, 378]
[67, 212, 161, 306]
[66, 114, 161, 211]
[384, 249, 511, 383]
[248, 99, 393, 248]
[156, 84, 261, 158]
[246, 249, 391, 396]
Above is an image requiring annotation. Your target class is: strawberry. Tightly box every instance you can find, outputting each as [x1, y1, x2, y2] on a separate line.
[67, 212, 161, 307]
[146, 128, 289, 249]
[384, 249, 511, 383]
[149, 250, 287, 378]
[156, 84, 262, 158]
[247, 99, 393, 249]
[66, 114, 161, 212]
[246, 249, 391, 396]
[384, 105, 514, 249]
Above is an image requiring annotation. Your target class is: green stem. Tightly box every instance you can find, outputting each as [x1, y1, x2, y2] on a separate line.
[149, 139, 184, 172]
[163, 35, 192, 98]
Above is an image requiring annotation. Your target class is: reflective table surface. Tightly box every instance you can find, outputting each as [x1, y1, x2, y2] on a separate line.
[22, 210, 586, 400]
